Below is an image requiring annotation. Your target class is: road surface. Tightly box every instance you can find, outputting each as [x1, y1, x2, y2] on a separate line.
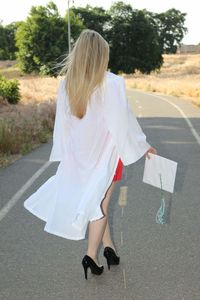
[0, 88, 200, 299]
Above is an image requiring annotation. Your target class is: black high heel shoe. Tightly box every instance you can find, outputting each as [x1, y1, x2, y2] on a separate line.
[81, 255, 104, 280]
[103, 246, 120, 270]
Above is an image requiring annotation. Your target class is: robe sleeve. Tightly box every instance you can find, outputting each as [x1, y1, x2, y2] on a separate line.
[49, 79, 69, 161]
[103, 76, 152, 166]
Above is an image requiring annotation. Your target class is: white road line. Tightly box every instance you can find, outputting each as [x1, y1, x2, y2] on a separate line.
[121, 231, 123, 246]
[23, 158, 47, 164]
[0, 161, 52, 222]
[152, 94, 200, 146]
[118, 186, 128, 207]
[123, 268, 127, 289]
[121, 206, 124, 217]
[136, 90, 200, 146]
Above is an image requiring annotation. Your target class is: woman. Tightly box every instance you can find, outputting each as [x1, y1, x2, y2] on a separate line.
[24, 29, 157, 280]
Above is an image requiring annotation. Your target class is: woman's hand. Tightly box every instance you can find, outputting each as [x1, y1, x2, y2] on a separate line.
[145, 147, 157, 159]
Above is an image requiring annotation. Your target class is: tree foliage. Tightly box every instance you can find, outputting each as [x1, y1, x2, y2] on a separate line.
[70, 5, 111, 37]
[106, 2, 163, 73]
[15, 2, 73, 75]
[64, 9, 86, 43]
[146, 9, 187, 54]
[1, 1, 188, 75]
[0, 21, 19, 60]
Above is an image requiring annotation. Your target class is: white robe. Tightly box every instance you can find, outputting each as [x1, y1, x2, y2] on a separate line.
[23, 70, 151, 240]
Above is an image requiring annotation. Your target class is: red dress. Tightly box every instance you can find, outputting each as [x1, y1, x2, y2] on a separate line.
[113, 158, 123, 181]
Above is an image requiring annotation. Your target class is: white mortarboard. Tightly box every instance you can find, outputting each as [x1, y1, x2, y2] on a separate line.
[142, 153, 178, 224]
[143, 153, 178, 193]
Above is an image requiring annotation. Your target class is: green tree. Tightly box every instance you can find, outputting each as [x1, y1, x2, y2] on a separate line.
[8, 0, 187, 76]
[15, 1, 84, 76]
[0, 22, 7, 59]
[15, 2, 67, 75]
[0, 21, 19, 60]
[64, 9, 86, 43]
[153, 8, 188, 53]
[108, 1, 133, 18]
[71, 4, 111, 37]
[107, 2, 163, 74]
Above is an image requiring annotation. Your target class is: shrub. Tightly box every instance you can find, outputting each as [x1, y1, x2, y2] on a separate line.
[0, 75, 21, 104]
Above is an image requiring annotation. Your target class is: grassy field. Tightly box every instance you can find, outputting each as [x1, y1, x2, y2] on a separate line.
[1, 54, 199, 107]
[0, 54, 199, 167]
[0, 60, 61, 104]
[0, 61, 61, 167]
[123, 54, 200, 108]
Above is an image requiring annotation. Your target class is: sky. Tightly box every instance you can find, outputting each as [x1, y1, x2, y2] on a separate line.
[1, 0, 199, 45]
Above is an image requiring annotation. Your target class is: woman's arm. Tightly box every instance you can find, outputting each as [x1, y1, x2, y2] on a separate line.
[103, 76, 154, 165]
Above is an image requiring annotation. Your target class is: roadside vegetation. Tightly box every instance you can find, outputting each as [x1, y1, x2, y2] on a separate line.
[124, 54, 200, 108]
[0, 61, 60, 167]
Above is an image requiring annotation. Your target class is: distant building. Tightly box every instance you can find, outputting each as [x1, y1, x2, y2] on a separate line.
[177, 44, 200, 54]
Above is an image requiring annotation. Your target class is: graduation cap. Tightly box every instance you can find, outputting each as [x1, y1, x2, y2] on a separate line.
[142, 153, 178, 224]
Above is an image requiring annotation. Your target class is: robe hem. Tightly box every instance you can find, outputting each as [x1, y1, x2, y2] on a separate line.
[24, 202, 48, 222]
[24, 203, 86, 240]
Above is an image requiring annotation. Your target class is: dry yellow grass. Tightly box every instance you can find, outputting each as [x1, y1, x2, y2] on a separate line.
[123, 54, 200, 108]
[0, 62, 62, 167]
[0, 60, 61, 104]
[0, 60, 24, 78]
[19, 76, 60, 104]
[0, 99, 56, 167]
[1, 55, 200, 107]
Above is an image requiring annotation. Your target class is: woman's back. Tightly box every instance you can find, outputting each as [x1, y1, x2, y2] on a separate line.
[49, 70, 151, 167]
[49, 71, 121, 166]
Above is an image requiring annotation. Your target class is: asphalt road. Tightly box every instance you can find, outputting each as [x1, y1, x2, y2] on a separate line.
[0, 88, 200, 300]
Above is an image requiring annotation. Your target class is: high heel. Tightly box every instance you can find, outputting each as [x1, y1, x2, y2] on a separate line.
[81, 255, 104, 280]
[103, 246, 120, 270]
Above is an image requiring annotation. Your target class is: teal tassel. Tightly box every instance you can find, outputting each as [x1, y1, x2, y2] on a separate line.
[156, 173, 166, 224]
[156, 196, 166, 224]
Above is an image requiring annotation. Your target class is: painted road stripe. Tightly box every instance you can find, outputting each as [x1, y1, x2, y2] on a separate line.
[118, 186, 128, 206]
[134, 90, 200, 146]
[153, 94, 200, 146]
[121, 231, 123, 246]
[121, 206, 124, 217]
[123, 268, 127, 289]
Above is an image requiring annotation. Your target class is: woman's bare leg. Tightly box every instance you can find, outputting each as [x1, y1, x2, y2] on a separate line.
[86, 181, 116, 266]
[102, 219, 116, 251]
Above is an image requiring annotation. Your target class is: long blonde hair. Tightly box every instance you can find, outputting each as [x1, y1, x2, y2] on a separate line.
[58, 29, 109, 119]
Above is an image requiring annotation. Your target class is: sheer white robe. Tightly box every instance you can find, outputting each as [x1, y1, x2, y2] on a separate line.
[23, 71, 151, 240]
